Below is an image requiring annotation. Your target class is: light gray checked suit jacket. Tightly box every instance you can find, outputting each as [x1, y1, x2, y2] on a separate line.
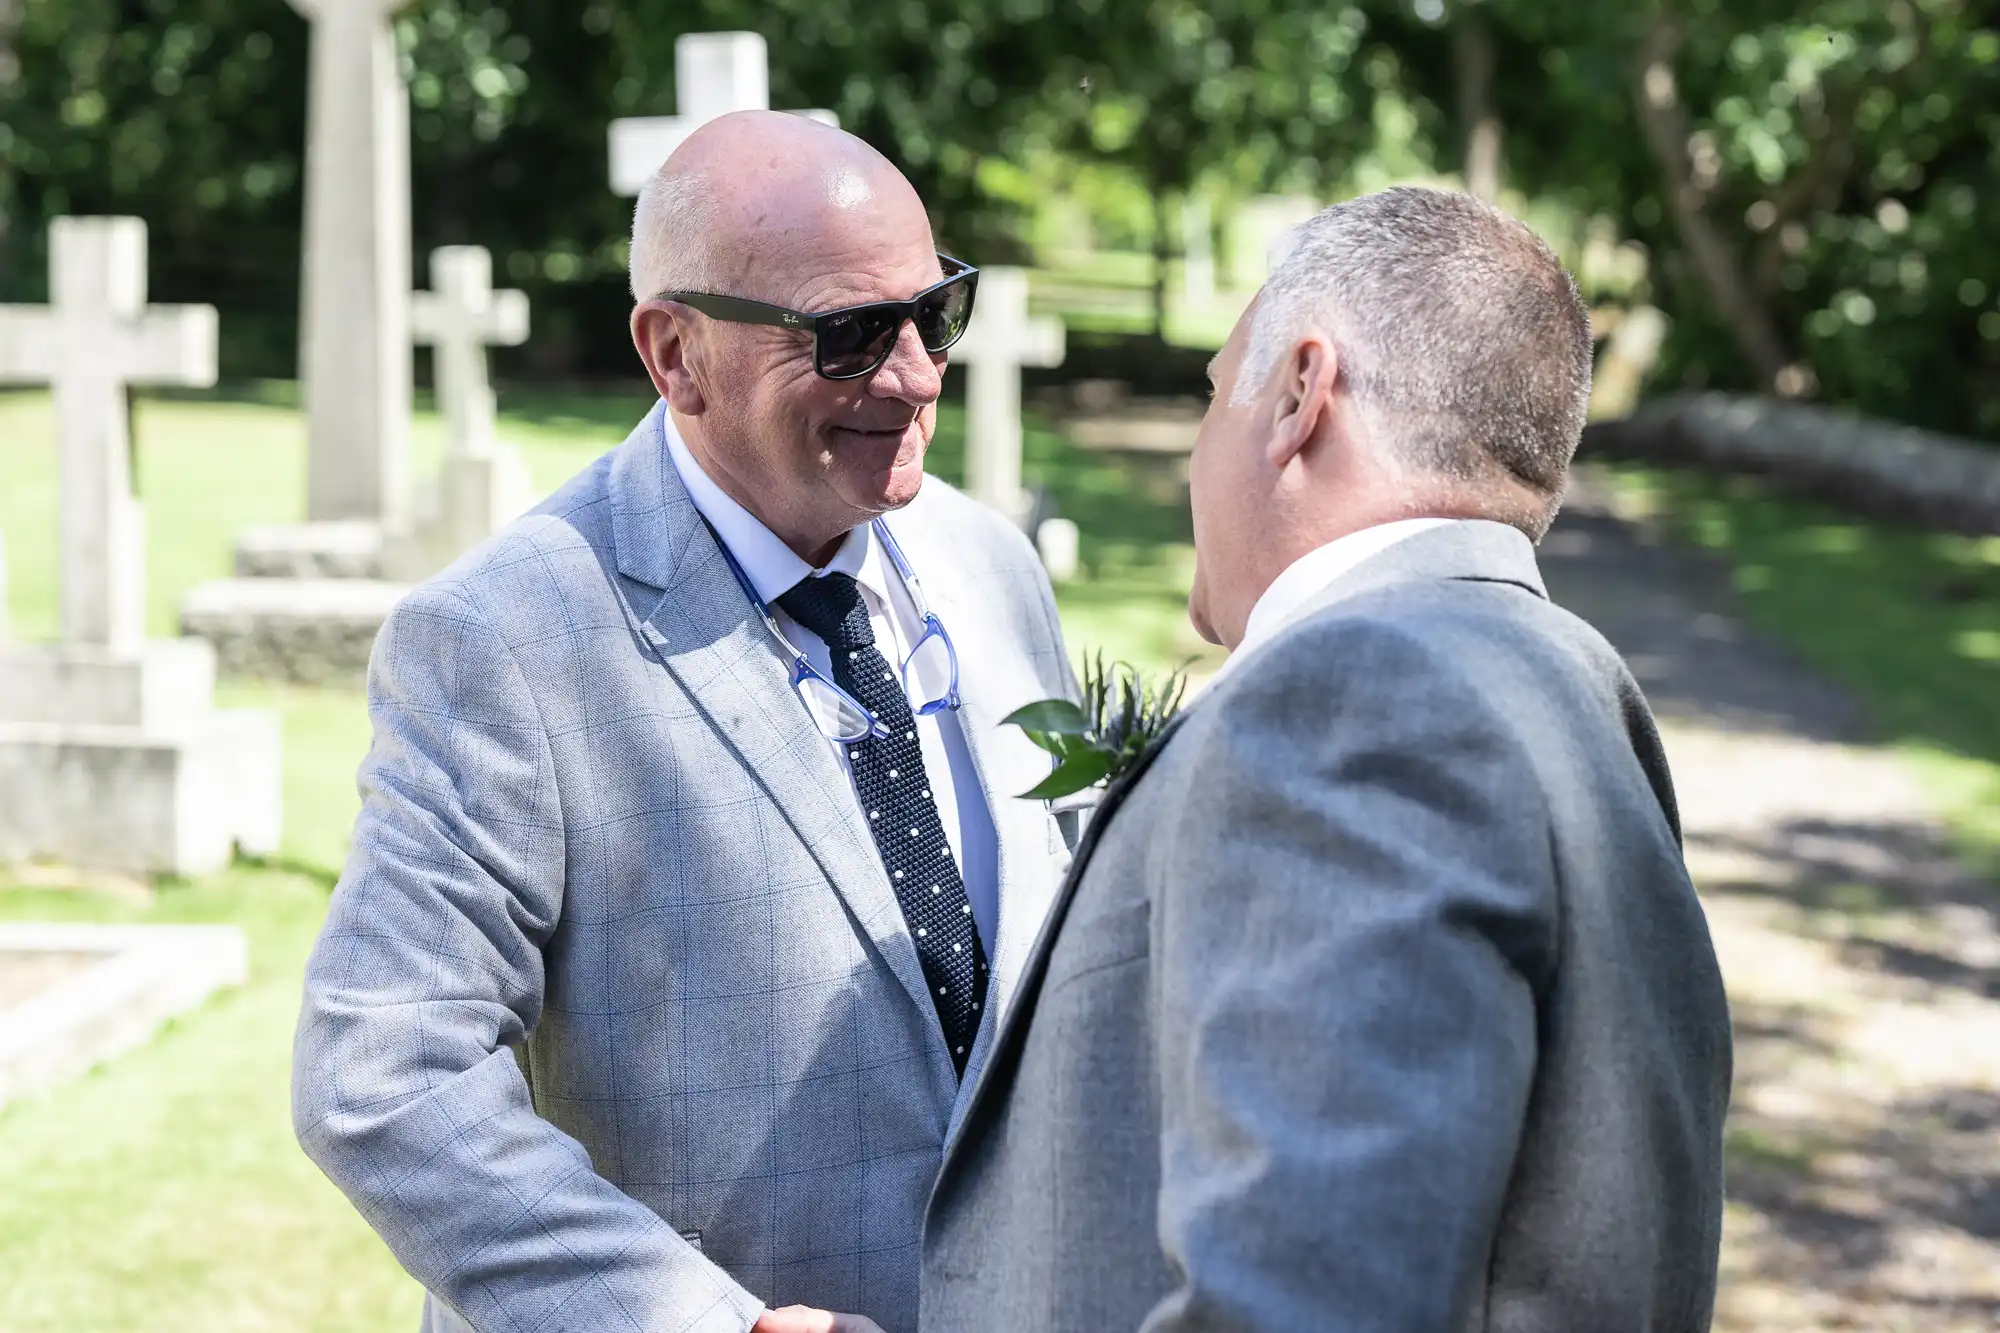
[293, 403, 1077, 1333]
[923, 520, 1734, 1333]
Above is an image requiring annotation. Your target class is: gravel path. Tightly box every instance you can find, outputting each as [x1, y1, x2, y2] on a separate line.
[1543, 465, 2000, 1332]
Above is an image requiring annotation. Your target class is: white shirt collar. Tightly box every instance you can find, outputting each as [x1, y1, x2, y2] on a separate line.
[663, 409, 895, 608]
[1235, 517, 1461, 657]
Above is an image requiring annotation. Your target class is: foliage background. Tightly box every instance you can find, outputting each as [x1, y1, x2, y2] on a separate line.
[0, 0, 1995, 429]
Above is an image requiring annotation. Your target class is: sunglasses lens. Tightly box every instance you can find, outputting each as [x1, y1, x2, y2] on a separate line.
[916, 274, 976, 353]
[818, 308, 902, 378]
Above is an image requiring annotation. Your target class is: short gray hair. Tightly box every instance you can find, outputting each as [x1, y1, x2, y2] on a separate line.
[1237, 187, 1593, 524]
[629, 169, 721, 300]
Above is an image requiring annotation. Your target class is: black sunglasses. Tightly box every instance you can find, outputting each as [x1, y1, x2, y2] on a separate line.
[656, 254, 980, 381]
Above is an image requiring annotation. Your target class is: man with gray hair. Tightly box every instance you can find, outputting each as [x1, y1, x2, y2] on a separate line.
[923, 185, 1732, 1332]
[295, 111, 1079, 1333]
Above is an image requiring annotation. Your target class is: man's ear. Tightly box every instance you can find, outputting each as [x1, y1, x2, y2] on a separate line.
[631, 302, 706, 414]
[1264, 334, 1337, 470]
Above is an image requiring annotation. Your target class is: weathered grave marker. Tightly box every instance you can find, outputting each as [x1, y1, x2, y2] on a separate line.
[390, 246, 537, 575]
[609, 31, 837, 197]
[0, 217, 281, 874]
[951, 267, 1065, 529]
[0, 218, 216, 652]
[288, 0, 418, 526]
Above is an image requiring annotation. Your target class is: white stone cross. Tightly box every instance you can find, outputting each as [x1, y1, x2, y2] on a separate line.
[288, 0, 416, 526]
[1181, 195, 1215, 306]
[608, 31, 838, 196]
[950, 267, 1064, 526]
[0, 217, 217, 651]
[412, 246, 528, 461]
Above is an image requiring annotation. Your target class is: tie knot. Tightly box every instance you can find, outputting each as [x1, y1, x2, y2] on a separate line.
[777, 572, 874, 650]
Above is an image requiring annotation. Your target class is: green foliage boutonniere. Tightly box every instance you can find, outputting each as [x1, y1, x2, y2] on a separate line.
[1001, 652, 1189, 800]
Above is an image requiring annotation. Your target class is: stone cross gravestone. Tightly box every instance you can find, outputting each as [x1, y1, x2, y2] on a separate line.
[1181, 195, 1215, 307]
[0, 217, 216, 652]
[951, 267, 1064, 528]
[288, 0, 416, 527]
[412, 246, 528, 462]
[181, 1, 427, 687]
[0, 217, 281, 875]
[608, 31, 838, 196]
[389, 245, 536, 576]
[1228, 194, 1320, 292]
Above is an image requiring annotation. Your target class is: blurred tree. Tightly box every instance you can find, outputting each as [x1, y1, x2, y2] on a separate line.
[5, 0, 1994, 436]
[0, 0, 310, 367]
[0, 0, 20, 286]
[1370, 0, 2000, 437]
[1027, 0, 1380, 339]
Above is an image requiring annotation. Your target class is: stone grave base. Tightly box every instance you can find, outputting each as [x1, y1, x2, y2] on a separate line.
[0, 639, 282, 876]
[0, 637, 215, 728]
[0, 923, 248, 1110]
[237, 446, 536, 587]
[380, 447, 538, 583]
[0, 712, 281, 876]
[235, 518, 388, 580]
[180, 576, 409, 686]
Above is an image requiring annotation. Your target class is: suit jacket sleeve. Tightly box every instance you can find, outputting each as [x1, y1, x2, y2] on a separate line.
[1145, 616, 1560, 1333]
[291, 584, 766, 1333]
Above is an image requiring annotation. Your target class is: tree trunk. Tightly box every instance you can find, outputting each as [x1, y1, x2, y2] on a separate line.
[1453, 4, 1503, 201]
[0, 0, 20, 286]
[1150, 187, 1172, 344]
[1634, 10, 1802, 395]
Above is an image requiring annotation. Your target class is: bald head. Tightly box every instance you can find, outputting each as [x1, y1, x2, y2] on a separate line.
[626, 110, 950, 566]
[628, 111, 923, 303]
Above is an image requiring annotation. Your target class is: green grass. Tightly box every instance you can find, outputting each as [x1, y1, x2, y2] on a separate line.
[1027, 258, 1252, 351]
[6, 379, 1998, 1322]
[0, 382, 1210, 1329]
[1601, 463, 2000, 872]
[0, 384, 1215, 676]
[9, 381, 1995, 1324]
[0, 867, 424, 1332]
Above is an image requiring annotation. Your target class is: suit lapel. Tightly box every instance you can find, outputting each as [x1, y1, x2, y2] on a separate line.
[935, 706, 1193, 1176]
[608, 405, 946, 1066]
[932, 518, 1553, 1189]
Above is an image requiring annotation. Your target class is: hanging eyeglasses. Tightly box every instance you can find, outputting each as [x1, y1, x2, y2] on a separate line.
[706, 517, 962, 743]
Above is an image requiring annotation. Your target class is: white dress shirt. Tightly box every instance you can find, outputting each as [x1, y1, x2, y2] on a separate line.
[1221, 518, 1461, 679]
[664, 415, 1002, 955]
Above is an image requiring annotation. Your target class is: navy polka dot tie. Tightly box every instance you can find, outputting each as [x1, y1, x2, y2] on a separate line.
[778, 572, 988, 1077]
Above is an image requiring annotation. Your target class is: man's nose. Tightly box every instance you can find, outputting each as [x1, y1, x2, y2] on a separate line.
[867, 317, 943, 404]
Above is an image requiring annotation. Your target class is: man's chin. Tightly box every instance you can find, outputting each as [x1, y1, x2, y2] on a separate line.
[833, 461, 924, 519]
[828, 427, 927, 510]
[874, 464, 926, 512]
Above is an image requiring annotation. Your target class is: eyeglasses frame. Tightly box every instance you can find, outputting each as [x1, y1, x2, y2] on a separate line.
[655, 254, 981, 381]
[702, 515, 962, 744]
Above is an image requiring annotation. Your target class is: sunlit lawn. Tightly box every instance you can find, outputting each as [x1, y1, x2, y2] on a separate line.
[0, 382, 1213, 1330]
[0, 383, 1213, 672]
[7, 380, 1999, 1326]
[1601, 463, 2000, 873]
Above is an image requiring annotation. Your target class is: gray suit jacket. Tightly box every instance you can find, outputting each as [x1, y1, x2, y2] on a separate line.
[293, 403, 1077, 1333]
[922, 520, 1733, 1333]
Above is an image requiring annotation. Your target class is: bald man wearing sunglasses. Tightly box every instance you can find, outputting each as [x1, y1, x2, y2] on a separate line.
[294, 112, 1079, 1333]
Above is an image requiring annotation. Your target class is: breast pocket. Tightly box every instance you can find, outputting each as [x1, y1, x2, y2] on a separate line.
[1047, 899, 1152, 992]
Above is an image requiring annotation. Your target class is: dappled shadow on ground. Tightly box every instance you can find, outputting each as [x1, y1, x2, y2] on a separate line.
[1693, 809, 2000, 1330]
[1722, 1033, 2000, 1330]
[1539, 467, 2000, 1328]
[1541, 488, 1870, 744]
[1690, 814, 2000, 926]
